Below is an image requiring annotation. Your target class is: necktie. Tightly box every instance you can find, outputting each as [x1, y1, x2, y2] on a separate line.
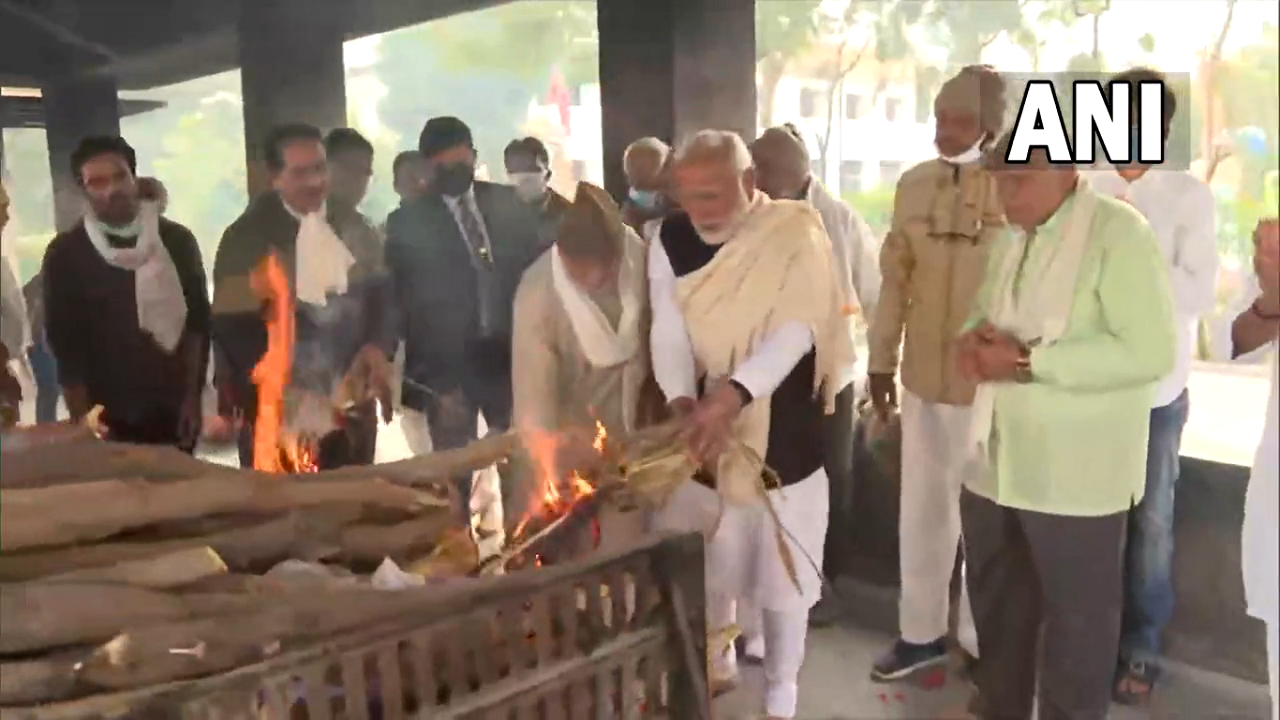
[456, 198, 492, 266]
[456, 198, 496, 336]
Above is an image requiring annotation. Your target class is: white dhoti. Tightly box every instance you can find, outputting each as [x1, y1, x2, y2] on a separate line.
[654, 468, 829, 718]
[899, 389, 978, 655]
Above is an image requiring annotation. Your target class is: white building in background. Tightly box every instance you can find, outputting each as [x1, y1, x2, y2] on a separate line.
[768, 72, 936, 194]
[552, 59, 935, 196]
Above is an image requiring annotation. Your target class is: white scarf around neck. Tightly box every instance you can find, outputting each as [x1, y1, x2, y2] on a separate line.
[550, 228, 646, 430]
[84, 202, 187, 353]
[285, 200, 355, 307]
[968, 177, 1098, 462]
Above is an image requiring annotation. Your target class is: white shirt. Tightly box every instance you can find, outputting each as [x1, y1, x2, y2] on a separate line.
[1087, 169, 1220, 407]
[804, 179, 880, 322]
[647, 235, 814, 403]
[802, 180, 880, 391]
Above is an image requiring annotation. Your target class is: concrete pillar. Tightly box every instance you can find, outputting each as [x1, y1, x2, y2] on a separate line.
[597, 0, 757, 200]
[42, 74, 121, 232]
[238, 0, 348, 196]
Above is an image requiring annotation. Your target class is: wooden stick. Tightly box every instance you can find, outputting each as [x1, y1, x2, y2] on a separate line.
[0, 653, 84, 705]
[0, 476, 444, 552]
[0, 510, 353, 583]
[0, 583, 193, 654]
[337, 511, 455, 564]
[38, 547, 228, 590]
[312, 429, 521, 486]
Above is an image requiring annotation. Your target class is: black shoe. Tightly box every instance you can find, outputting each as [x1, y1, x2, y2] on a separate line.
[808, 595, 842, 627]
[870, 638, 949, 682]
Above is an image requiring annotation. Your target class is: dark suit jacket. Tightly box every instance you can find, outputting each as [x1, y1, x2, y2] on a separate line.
[210, 193, 393, 420]
[384, 181, 542, 411]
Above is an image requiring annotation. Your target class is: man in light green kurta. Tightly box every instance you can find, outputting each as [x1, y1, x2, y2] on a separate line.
[953, 138, 1175, 720]
[510, 182, 652, 548]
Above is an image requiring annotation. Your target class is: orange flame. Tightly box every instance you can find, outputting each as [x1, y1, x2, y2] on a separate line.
[511, 421, 607, 544]
[249, 252, 314, 473]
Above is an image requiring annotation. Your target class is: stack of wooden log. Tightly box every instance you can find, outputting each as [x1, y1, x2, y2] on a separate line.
[0, 423, 521, 707]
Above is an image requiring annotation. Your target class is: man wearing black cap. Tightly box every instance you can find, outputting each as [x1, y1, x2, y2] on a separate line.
[385, 116, 542, 502]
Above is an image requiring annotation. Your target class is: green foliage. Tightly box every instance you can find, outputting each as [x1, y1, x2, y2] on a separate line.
[756, 0, 822, 62]
[906, 0, 1030, 70]
[426, 1, 598, 89]
[843, 186, 898, 237]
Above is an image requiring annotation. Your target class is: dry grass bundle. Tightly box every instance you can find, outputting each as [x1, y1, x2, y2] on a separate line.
[609, 420, 801, 592]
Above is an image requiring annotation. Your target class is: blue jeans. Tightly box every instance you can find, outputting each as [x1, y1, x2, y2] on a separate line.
[26, 335, 60, 424]
[1121, 388, 1190, 664]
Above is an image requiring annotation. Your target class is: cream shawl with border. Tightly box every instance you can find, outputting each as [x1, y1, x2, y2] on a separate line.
[675, 194, 854, 504]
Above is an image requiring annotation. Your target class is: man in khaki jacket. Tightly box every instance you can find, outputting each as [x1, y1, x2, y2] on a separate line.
[866, 65, 1007, 681]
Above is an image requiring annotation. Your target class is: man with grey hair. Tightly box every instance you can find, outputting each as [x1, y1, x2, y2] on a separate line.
[621, 136, 671, 235]
[649, 129, 853, 719]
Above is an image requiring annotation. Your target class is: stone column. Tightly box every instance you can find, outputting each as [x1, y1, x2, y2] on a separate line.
[597, 0, 757, 200]
[42, 74, 121, 232]
[238, 0, 348, 196]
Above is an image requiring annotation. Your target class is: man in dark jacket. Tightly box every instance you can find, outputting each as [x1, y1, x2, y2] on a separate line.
[41, 136, 210, 451]
[212, 122, 393, 470]
[385, 117, 542, 497]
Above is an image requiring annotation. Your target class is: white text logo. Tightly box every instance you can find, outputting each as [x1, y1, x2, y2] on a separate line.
[1005, 80, 1166, 165]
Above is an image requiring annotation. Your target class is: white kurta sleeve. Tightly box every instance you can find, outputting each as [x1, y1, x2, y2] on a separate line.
[648, 237, 698, 402]
[730, 321, 815, 400]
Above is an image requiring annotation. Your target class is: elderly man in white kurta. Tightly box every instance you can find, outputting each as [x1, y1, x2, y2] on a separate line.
[1226, 219, 1280, 720]
[510, 182, 652, 545]
[649, 130, 853, 720]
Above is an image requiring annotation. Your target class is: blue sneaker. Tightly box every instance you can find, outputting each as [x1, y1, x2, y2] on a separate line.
[870, 638, 949, 681]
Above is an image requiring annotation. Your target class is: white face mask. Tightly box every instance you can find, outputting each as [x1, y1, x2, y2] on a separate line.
[940, 138, 985, 165]
[511, 172, 548, 202]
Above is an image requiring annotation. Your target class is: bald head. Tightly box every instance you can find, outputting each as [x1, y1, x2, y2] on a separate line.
[623, 137, 670, 192]
[751, 126, 811, 200]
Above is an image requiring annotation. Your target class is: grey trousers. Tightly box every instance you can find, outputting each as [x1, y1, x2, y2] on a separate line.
[960, 488, 1126, 720]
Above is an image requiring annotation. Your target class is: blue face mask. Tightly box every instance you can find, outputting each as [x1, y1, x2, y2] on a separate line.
[1130, 126, 1143, 164]
[629, 188, 660, 210]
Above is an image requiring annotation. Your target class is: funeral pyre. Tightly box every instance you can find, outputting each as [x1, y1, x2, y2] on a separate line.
[0, 255, 703, 710]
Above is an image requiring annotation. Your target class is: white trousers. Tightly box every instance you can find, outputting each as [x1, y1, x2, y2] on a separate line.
[654, 469, 828, 718]
[708, 598, 809, 718]
[899, 390, 978, 655]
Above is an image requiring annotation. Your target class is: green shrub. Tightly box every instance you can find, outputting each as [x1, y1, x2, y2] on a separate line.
[843, 187, 897, 238]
